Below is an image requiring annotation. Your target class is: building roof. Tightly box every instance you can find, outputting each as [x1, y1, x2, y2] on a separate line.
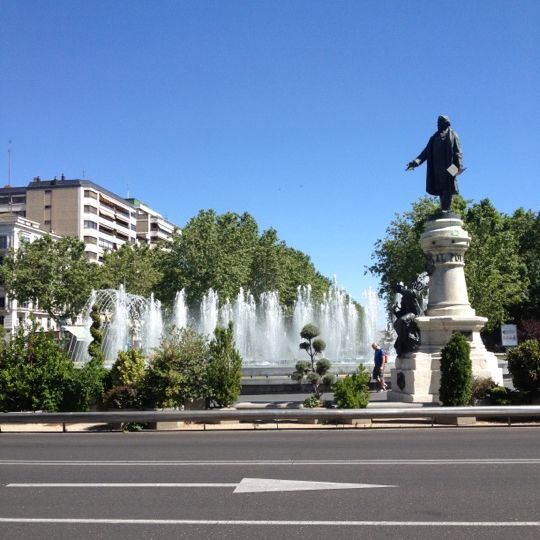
[27, 178, 136, 209]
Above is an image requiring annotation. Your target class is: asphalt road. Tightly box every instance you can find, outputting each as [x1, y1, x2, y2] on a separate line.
[1, 428, 539, 539]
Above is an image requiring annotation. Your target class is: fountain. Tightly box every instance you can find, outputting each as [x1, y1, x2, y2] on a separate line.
[67, 281, 380, 368]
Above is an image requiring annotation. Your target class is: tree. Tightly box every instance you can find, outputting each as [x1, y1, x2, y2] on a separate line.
[157, 209, 331, 309]
[0, 320, 75, 412]
[157, 210, 259, 306]
[0, 235, 97, 325]
[207, 322, 243, 407]
[367, 196, 529, 334]
[97, 243, 164, 297]
[464, 200, 528, 332]
[142, 327, 210, 408]
[507, 339, 540, 395]
[439, 333, 473, 406]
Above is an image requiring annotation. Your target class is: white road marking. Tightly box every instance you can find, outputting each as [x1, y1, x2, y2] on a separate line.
[0, 518, 538, 527]
[6, 478, 396, 493]
[0, 458, 539, 466]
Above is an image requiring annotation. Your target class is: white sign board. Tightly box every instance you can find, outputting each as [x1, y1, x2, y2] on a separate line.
[501, 324, 518, 347]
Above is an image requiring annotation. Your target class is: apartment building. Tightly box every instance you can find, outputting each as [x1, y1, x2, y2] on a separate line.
[24, 177, 139, 262]
[0, 214, 60, 335]
[125, 198, 177, 245]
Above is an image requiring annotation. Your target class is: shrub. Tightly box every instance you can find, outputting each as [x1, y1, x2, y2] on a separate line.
[110, 349, 146, 388]
[470, 377, 496, 403]
[0, 322, 75, 412]
[207, 322, 243, 407]
[507, 339, 540, 395]
[332, 365, 370, 409]
[142, 327, 210, 409]
[489, 386, 511, 406]
[302, 395, 322, 408]
[439, 332, 472, 406]
[102, 385, 141, 410]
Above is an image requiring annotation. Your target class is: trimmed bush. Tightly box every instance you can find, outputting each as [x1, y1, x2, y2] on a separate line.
[439, 332, 472, 406]
[207, 322, 243, 407]
[507, 339, 540, 395]
[332, 365, 370, 409]
[110, 349, 146, 388]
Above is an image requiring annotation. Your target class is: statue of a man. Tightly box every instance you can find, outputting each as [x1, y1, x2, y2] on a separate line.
[406, 115, 464, 213]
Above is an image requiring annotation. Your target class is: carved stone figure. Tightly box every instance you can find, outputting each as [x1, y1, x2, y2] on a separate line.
[406, 115, 464, 212]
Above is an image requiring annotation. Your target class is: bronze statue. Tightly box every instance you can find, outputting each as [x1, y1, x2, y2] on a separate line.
[406, 115, 464, 213]
[393, 282, 422, 357]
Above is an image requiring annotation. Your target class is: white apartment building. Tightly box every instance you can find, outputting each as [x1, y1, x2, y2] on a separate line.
[0, 214, 60, 335]
[125, 197, 177, 244]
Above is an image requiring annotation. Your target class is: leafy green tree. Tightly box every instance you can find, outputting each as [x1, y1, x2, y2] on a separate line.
[157, 210, 259, 306]
[464, 200, 528, 332]
[142, 327, 210, 408]
[439, 333, 473, 406]
[207, 322, 243, 407]
[508, 209, 540, 322]
[0, 320, 75, 411]
[98, 243, 164, 297]
[104, 349, 147, 410]
[0, 235, 97, 325]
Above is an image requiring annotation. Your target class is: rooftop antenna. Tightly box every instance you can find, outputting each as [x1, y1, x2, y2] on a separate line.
[7, 140, 12, 183]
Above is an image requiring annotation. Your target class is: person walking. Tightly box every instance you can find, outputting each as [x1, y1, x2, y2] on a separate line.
[371, 342, 387, 392]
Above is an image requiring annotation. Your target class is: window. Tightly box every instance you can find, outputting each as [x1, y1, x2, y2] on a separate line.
[84, 205, 98, 215]
[44, 204, 51, 209]
[98, 238, 116, 251]
[84, 235, 98, 245]
[84, 220, 98, 230]
[0, 297, 5, 309]
[0, 316, 4, 326]
[0, 236, 8, 249]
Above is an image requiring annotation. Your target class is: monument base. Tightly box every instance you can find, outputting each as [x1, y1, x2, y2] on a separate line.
[388, 315, 503, 403]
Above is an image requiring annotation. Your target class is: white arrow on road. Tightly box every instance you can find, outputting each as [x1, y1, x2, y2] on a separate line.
[7, 478, 396, 493]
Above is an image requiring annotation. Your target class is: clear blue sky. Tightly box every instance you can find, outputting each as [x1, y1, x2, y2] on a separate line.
[1, 0, 539, 306]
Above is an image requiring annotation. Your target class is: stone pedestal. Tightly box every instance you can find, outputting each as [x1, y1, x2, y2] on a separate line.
[389, 215, 503, 403]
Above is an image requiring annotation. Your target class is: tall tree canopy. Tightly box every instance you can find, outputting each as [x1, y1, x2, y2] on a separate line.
[0, 236, 97, 324]
[368, 196, 533, 334]
[157, 209, 331, 307]
[97, 242, 164, 298]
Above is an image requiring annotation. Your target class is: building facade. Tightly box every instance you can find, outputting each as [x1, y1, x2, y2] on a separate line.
[0, 214, 60, 335]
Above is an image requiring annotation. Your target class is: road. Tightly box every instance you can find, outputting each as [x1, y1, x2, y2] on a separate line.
[1, 428, 539, 539]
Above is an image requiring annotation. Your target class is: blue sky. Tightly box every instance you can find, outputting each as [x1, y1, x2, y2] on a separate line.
[1, 0, 539, 308]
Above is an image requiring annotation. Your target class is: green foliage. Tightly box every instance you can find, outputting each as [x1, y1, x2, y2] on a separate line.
[464, 200, 528, 331]
[207, 322, 243, 407]
[439, 333, 473, 406]
[110, 349, 146, 388]
[507, 339, 540, 394]
[488, 386, 511, 405]
[292, 324, 333, 398]
[102, 385, 142, 410]
[332, 365, 370, 408]
[367, 196, 534, 333]
[0, 322, 75, 412]
[0, 235, 97, 324]
[157, 210, 331, 308]
[302, 395, 322, 408]
[300, 324, 320, 340]
[88, 305, 104, 364]
[97, 243, 164, 298]
[470, 377, 496, 402]
[142, 327, 210, 408]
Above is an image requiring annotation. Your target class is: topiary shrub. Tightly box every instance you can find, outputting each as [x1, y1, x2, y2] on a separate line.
[207, 322, 243, 407]
[332, 365, 370, 409]
[292, 323, 334, 401]
[507, 339, 540, 395]
[439, 332, 472, 406]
